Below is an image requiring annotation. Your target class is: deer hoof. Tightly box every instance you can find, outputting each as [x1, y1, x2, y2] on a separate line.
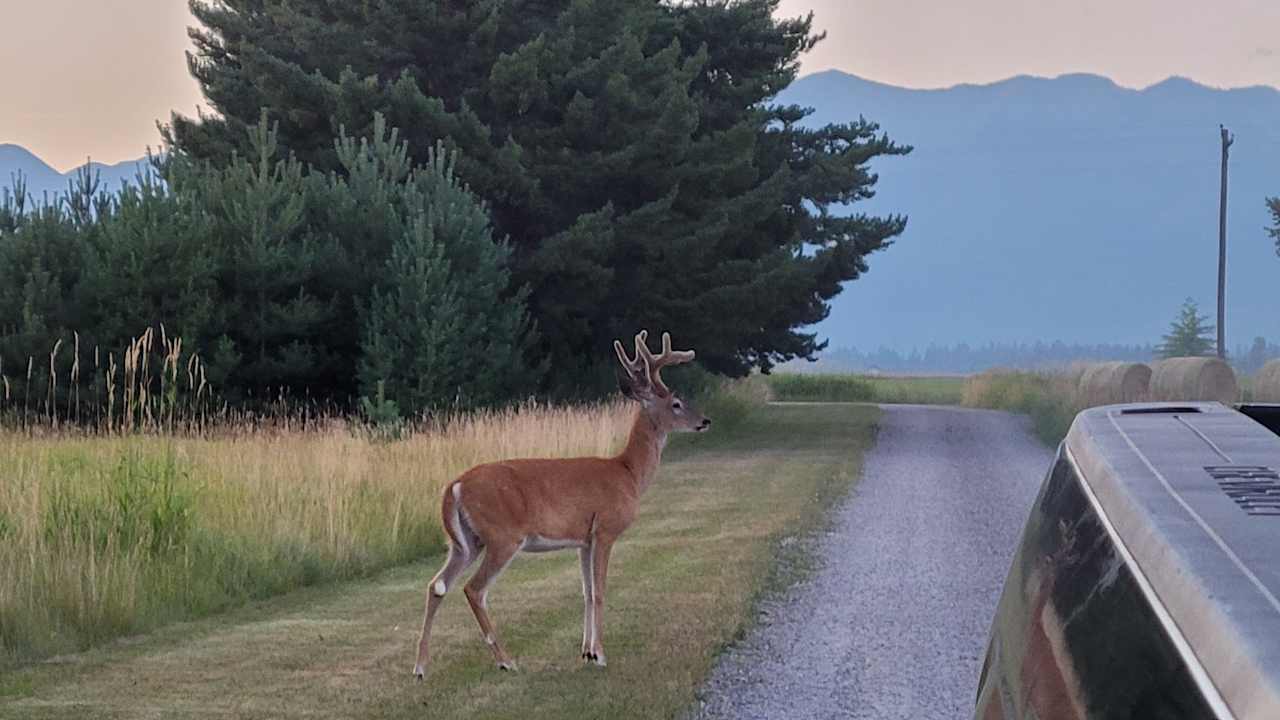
[412, 664, 426, 681]
[497, 660, 517, 672]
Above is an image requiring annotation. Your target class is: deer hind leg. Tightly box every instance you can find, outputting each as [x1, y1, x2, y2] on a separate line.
[464, 540, 521, 670]
[413, 530, 478, 679]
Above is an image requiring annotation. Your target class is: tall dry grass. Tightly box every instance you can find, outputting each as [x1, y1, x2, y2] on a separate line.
[1, 327, 218, 434]
[0, 401, 633, 666]
[961, 368, 1085, 446]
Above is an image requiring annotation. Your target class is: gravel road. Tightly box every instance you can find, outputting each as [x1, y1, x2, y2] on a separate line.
[695, 404, 1052, 720]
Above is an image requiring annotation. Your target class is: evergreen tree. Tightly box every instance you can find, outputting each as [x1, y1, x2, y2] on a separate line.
[184, 119, 345, 397]
[169, 0, 910, 390]
[352, 125, 539, 414]
[1158, 298, 1216, 358]
[79, 165, 219, 354]
[0, 115, 536, 416]
[0, 174, 92, 402]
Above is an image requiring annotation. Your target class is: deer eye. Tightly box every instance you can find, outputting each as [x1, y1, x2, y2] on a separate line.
[672, 399, 683, 411]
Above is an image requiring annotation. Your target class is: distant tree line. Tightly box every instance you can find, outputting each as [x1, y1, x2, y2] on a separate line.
[794, 297, 1279, 376]
[796, 342, 1159, 375]
[794, 336, 1280, 375]
[1, 0, 912, 417]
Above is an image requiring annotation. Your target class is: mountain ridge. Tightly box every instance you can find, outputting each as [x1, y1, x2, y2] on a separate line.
[780, 70, 1280, 352]
[0, 144, 150, 201]
[801, 69, 1280, 97]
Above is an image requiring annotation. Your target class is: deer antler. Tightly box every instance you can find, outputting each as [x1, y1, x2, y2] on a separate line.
[614, 330, 651, 388]
[635, 331, 695, 397]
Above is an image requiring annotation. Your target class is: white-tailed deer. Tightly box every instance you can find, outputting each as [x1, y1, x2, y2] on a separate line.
[412, 330, 710, 678]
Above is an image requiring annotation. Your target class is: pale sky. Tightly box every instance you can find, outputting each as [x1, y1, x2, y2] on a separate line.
[4, 0, 1278, 171]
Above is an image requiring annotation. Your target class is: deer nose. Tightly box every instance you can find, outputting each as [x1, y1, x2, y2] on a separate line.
[698, 418, 712, 430]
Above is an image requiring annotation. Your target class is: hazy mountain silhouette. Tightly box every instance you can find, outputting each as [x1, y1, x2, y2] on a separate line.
[780, 71, 1280, 353]
[0, 144, 151, 203]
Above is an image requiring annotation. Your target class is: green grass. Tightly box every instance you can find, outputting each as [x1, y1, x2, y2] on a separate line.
[1240, 373, 1257, 402]
[961, 370, 1079, 447]
[766, 372, 966, 405]
[0, 402, 878, 720]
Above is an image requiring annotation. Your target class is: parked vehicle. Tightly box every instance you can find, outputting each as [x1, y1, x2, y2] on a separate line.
[976, 402, 1280, 719]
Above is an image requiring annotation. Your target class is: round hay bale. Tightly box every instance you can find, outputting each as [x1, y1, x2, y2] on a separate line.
[1255, 360, 1280, 403]
[1077, 362, 1152, 407]
[1149, 357, 1239, 404]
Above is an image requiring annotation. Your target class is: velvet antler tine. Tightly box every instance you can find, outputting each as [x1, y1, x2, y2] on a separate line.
[659, 332, 696, 364]
[616, 333, 652, 394]
[635, 331, 655, 387]
[631, 331, 695, 397]
[614, 340, 633, 375]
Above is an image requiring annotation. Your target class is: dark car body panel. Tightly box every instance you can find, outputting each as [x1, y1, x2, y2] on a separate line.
[976, 402, 1280, 720]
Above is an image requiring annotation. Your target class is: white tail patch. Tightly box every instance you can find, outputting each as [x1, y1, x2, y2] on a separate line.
[448, 482, 473, 557]
[433, 580, 447, 596]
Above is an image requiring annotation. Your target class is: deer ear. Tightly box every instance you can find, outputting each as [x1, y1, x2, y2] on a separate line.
[617, 369, 654, 404]
[618, 372, 638, 400]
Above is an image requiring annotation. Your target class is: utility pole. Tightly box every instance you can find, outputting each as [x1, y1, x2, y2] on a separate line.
[1218, 125, 1233, 359]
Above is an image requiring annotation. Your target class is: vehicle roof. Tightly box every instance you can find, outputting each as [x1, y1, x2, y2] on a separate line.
[1067, 402, 1280, 719]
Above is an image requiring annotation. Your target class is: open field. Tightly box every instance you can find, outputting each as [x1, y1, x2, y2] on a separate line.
[0, 403, 635, 667]
[0, 401, 877, 719]
[765, 373, 966, 405]
[961, 366, 1268, 448]
[960, 370, 1079, 447]
[767, 369, 1082, 448]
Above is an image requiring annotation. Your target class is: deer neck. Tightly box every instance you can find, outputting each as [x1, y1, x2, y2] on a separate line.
[618, 408, 667, 495]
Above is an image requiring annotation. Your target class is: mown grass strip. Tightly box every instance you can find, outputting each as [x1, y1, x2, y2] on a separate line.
[0, 402, 877, 720]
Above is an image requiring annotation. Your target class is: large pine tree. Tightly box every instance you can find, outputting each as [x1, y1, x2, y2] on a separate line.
[170, 0, 910, 389]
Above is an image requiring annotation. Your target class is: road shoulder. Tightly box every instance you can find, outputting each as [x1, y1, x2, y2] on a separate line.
[694, 405, 1049, 720]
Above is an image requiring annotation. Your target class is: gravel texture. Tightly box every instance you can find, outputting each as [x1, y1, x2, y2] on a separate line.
[695, 404, 1052, 720]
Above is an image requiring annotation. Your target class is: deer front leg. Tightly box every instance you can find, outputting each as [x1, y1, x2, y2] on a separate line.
[586, 538, 614, 666]
[579, 546, 595, 659]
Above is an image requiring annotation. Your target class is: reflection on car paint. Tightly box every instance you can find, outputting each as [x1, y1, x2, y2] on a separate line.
[974, 450, 1218, 719]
